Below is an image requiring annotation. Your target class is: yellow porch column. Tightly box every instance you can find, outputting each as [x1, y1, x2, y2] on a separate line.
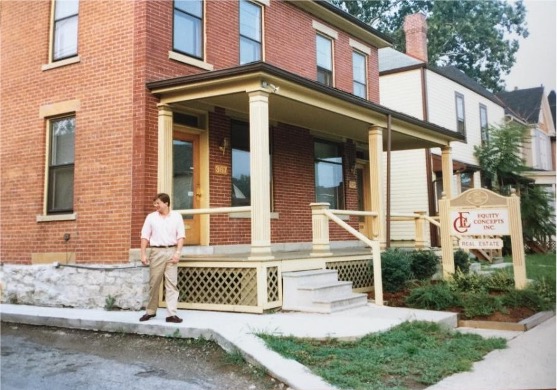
[441, 146, 453, 198]
[157, 103, 173, 195]
[248, 91, 274, 260]
[368, 126, 385, 247]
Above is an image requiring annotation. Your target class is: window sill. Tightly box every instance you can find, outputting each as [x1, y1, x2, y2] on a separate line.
[42, 56, 81, 71]
[168, 51, 214, 71]
[229, 212, 279, 219]
[36, 213, 77, 222]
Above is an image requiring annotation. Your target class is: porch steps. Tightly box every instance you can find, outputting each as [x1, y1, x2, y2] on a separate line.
[282, 269, 368, 313]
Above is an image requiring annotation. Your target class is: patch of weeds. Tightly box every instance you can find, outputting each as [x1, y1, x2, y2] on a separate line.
[104, 295, 116, 311]
[259, 321, 506, 390]
[405, 282, 461, 310]
[461, 291, 504, 319]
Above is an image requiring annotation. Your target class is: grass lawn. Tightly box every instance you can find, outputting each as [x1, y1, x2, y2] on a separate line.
[505, 253, 556, 282]
[259, 321, 506, 390]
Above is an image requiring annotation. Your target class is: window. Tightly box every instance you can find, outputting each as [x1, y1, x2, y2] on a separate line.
[239, 0, 262, 64]
[314, 140, 344, 209]
[534, 129, 551, 170]
[455, 93, 466, 134]
[231, 121, 251, 206]
[316, 34, 333, 86]
[479, 104, 488, 144]
[460, 172, 473, 193]
[48, 116, 75, 214]
[352, 51, 367, 98]
[52, 0, 79, 61]
[173, 0, 203, 59]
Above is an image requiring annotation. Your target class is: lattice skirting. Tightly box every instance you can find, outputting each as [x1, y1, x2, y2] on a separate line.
[161, 264, 281, 313]
[325, 258, 373, 291]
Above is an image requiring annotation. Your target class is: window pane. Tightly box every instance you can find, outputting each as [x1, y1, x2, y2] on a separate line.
[174, 9, 202, 57]
[175, 0, 202, 17]
[232, 149, 251, 206]
[55, 0, 79, 20]
[51, 117, 75, 165]
[240, 37, 261, 64]
[352, 52, 366, 83]
[240, 0, 261, 41]
[54, 16, 78, 60]
[48, 165, 74, 212]
[173, 140, 194, 212]
[314, 141, 344, 209]
[353, 82, 366, 99]
[456, 95, 464, 120]
[316, 35, 332, 70]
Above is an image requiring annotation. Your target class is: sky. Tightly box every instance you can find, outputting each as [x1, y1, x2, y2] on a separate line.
[503, 0, 556, 93]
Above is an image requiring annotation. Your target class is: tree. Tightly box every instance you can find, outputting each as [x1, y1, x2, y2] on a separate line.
[474, 122, 556, 247]
[330, 0, 528, 92]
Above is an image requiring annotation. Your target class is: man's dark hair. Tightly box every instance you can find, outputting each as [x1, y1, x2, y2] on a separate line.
[153, 193, 170, 206]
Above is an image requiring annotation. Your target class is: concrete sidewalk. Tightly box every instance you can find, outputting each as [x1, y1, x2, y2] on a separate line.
[1, 303, 554, 390]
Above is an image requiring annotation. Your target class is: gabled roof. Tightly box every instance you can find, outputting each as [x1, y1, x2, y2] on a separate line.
[378, 49, 503, 107]
[495, 87, 545, 124]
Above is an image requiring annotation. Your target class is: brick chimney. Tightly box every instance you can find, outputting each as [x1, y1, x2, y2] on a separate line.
[403, 13, 428, 63]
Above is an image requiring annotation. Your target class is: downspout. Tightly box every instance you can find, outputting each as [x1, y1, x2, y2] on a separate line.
[386, 113, 392, 248]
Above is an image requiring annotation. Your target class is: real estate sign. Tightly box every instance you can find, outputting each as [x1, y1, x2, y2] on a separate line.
[450, 209, 509, 235]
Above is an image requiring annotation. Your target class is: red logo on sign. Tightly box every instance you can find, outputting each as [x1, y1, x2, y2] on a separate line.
[453, 212, 470, 233]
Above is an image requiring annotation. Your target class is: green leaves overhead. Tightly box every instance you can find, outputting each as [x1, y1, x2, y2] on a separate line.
[330, 0, 528, 92]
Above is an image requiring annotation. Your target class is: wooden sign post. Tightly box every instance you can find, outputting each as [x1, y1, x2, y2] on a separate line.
[439, 188, 527, 289]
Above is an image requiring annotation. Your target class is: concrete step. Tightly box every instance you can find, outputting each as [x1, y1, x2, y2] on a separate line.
[282, 269, 368, 313]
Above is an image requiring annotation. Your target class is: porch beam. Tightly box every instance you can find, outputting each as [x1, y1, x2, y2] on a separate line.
[248, 91, 274, 260]
[368, 126, 385, 247]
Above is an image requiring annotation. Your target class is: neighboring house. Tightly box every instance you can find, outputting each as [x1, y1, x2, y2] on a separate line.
[495, 87, 556, 246]
[378, 13, 506, 247]
[1, 0, 462, 311]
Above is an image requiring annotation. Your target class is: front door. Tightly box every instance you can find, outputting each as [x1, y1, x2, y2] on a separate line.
[173, 132, 200, 245]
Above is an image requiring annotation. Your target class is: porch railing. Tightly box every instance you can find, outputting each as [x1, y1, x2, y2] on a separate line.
[310, 203, 383, 305]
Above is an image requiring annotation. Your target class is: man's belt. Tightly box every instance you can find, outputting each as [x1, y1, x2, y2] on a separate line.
[150, 245, 177, 248]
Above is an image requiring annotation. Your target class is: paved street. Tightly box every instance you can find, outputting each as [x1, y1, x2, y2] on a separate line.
[0, 322, 284, 390]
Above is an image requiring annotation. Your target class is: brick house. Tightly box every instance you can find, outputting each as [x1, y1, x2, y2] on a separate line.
[0, 0, 462, 311]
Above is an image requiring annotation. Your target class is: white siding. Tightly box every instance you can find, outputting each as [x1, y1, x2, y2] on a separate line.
[379, 70, 424, 119]
[382, 149, 431, 245]
[427, 70, 505, 165]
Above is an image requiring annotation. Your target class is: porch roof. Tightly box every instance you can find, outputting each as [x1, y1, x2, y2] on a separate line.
[147, 62, 464, 151]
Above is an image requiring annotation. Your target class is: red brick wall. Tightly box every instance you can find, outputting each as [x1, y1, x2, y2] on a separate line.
[1, 0, 378, 263]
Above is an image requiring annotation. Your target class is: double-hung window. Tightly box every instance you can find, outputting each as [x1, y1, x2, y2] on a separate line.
[173, 0, 203, 59]
[480, 104, 488, 144]
[352, 51, 367, 98]
[52, 0, 79, 61]
[239, 0, 262, 64]
[48, 116, 75, 214]
[316, 34, 333, 86]
[314, 140, 344, 209]
[455, 92, 466, 134]
[231, 121, 251, 206]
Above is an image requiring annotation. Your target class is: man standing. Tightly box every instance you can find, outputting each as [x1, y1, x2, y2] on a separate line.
[139, 193, 185, 323]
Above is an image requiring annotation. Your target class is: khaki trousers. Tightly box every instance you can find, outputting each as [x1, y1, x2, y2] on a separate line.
[145, 248, 179, 317]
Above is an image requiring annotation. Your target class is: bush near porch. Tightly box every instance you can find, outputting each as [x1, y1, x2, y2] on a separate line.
[369, 249, 556, 321]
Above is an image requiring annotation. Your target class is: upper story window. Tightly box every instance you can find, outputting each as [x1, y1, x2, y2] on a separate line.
[48, 116, 75, 214]
[352, 51, 367, 98]
[314, 139, 344, 209]
[173, 0, 203, 59]
[534, 129, 551, 170]
[455, 92, 466, 134]
[239, 0, 262, 64]
[479, 104, 488, 144]
[316, 34, 333, 86]
[52, 0, 79, 61]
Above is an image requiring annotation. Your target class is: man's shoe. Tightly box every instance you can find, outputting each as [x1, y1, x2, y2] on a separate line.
[166, 315, 183, 323]
[139, 313, 156, 322]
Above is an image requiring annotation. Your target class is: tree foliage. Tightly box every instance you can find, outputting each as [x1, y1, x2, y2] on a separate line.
[474, 122, 556, 245]
[330, 0, 528, 92]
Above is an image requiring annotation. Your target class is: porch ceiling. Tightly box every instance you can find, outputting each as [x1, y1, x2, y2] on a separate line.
[148, 62, 464, 151]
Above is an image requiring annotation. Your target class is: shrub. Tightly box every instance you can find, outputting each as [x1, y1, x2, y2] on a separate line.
[409, 250, 439, 280]
[373, 248, 413, 293]
[485, 269, 515, 292]
[526, 277, 556, 311]
[461, 291, 503, 319]
[454, 249, 470, 274]
[405, 282, 461, 310]
[449, 270, 490, 293]
[501, 288, 545, 311]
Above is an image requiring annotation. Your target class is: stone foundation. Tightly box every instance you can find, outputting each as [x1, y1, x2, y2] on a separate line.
[0, 263, 149, 310]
